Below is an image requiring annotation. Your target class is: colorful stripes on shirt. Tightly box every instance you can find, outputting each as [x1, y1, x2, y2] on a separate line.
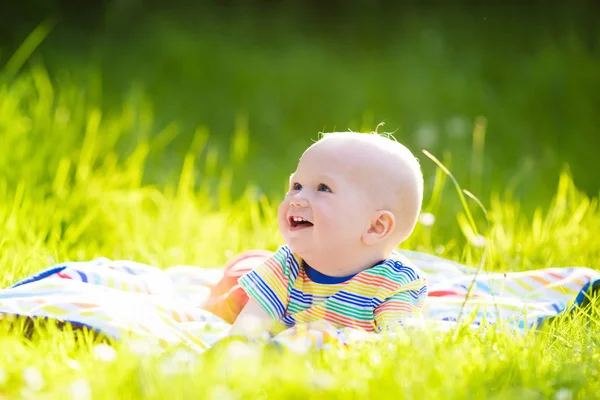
[238, 245, 428, 333]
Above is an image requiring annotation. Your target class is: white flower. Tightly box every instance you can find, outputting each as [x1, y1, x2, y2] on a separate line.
[70, 378, 92, 400]
[172, 348, 197, 365]
[93, 343, 117, 362]
[370, 354, 382, 365]
[311, 371, 337, 390]
[446, 117, 469, 139]
[160, 349, 199, 375]
[65, 359, 81, 370]
[419, 212, 436, 227]
[126, 339, 158, 356]
[471, 234, 486, 248]
[22, 367, 44, 391]
[415, 124, 439, 149]
[554, 388, 573, 400]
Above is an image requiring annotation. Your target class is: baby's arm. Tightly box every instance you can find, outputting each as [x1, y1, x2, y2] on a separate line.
[228, 246, 296, 340]
[374, 277, 427, 332]
[227, 298, 274, 339]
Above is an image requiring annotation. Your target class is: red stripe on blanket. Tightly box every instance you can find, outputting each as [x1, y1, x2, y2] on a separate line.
[428, 290, 472, 297]
[57, 271, 73, 279]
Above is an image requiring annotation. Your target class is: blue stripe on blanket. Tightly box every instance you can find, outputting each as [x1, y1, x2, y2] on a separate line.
[10, 266, 67, 289]
[572, 279, 600, 308]
[75, 270, 88, 283]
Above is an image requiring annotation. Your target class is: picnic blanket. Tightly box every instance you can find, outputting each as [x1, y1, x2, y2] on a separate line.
[0, 251, 598, 353]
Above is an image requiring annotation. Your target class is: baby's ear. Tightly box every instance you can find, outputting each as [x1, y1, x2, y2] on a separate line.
[362, 210, 395, 246]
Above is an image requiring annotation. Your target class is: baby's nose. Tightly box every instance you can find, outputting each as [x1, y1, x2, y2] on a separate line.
[290, 197, 308, 208]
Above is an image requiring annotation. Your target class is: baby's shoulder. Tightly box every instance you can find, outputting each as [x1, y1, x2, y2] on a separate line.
[366, 251, 427, 286]
[271, 245, 303, 276]
[351, 252, 427, 302]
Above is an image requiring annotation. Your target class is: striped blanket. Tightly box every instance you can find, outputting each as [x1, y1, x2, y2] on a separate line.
[0, 251, 598, 353]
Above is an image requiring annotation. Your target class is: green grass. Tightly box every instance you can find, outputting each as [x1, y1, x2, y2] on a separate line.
[22, 6, 600, 208]
[1, 19, 600, 399]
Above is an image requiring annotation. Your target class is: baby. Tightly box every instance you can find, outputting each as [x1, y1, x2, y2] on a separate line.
[228, 131, 427, 338]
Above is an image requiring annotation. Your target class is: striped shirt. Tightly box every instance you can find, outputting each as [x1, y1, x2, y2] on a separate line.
[238, 245, 428, 333]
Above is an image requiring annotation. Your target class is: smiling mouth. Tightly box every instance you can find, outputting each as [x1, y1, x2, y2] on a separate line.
[289, 216, 314, 229]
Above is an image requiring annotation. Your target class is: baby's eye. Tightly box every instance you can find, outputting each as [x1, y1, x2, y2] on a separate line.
[291, 182, 302, 191]
[317, 183, 332, 193]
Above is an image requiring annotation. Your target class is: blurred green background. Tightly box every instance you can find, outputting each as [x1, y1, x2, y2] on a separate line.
[2, 0, 599, 211]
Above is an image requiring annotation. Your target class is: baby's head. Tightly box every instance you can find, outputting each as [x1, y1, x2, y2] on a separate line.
[278, 131, 423, 276]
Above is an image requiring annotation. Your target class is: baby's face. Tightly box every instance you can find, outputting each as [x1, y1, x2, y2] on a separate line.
[277, 140, 375, 269]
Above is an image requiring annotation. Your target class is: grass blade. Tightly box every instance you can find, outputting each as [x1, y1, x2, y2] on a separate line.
[1, 19, 56, 81]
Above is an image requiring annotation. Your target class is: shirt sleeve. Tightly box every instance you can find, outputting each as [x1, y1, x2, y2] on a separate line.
[374, 276, 427, 332]
[237, 246, 297, 321]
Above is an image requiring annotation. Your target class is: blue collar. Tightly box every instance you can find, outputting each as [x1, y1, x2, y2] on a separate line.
[304, 263, 356, 284]
[303, 260, 385, 284]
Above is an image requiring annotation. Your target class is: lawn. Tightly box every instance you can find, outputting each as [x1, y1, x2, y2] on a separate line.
[1, 9, 599, 398]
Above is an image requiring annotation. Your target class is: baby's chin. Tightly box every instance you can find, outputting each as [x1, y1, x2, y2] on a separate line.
[283, 237, 311, 258]
[284, 239, 304, 254]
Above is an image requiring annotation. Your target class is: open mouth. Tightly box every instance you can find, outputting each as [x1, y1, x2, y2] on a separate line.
[289, 216, 314, 229]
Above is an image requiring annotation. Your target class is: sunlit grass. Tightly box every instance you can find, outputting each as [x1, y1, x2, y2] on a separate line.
[1, 43, 600, 398]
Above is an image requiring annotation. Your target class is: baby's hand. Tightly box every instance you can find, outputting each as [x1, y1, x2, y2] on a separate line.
[227, 298, 274, 340]
[272, 321, 346, 352]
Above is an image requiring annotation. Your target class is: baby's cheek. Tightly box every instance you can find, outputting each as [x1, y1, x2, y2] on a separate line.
[276, 205, 289, 232]
[336, 207, 360, 227]
[325, 216, 354, 237]
[277, 201, 288, 219]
